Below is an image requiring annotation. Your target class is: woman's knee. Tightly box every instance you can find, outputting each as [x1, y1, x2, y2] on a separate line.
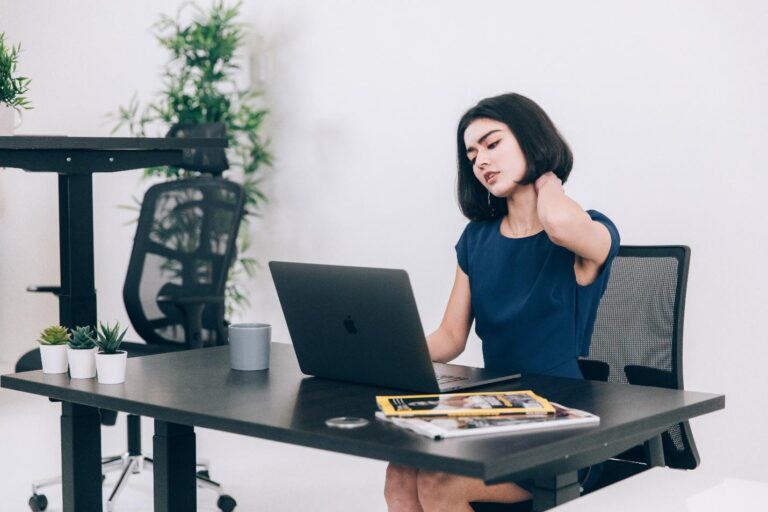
[384, 464, 419, 502]
[416, 470, 456, 506]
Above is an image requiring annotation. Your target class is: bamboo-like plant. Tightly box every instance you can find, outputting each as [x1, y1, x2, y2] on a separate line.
[0, 32, 32, 109]
[95, 322, 128, 354]
[69, 326, 97, 350]
[111, 1, 270, 316]
[38, 325, 70, 346]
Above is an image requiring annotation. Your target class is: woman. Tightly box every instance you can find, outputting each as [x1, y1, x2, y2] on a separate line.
[384, 93, 620, 511]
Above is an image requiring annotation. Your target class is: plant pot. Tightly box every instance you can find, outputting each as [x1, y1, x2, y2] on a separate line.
[39, 344, 69, 374]
[95, 351, 127, 384]
[68, 347, 97, 379]
[0, 103, 21, 136]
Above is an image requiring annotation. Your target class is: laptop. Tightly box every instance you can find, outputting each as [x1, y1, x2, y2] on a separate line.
[269, 261, 521, 393]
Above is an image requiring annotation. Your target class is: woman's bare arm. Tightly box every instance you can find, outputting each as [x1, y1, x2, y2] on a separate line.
[535, 172, 612, 284]
[426, 265, 473, 363]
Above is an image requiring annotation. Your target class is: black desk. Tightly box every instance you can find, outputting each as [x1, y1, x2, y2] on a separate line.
[1, 343, 724, 512]
[0, 136, 227, 329]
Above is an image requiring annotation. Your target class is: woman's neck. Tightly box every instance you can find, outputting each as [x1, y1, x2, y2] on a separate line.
[502, 185, 542, 238]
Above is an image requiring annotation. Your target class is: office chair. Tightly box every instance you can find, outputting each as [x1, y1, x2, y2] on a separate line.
[576, 244, 698, 491]
[16, 123, 244, 512]
[470, 245, 697, 511]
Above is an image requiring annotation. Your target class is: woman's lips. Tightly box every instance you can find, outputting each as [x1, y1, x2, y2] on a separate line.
[485, 172, 500, 184]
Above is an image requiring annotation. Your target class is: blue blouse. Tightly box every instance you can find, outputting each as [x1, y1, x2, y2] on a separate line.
[455, 210, 620, 378]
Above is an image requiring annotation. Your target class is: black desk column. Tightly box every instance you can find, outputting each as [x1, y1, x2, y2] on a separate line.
[154, 420, 197, 511]
[58, 173, 97, 328]
[61, 402, 102, 511]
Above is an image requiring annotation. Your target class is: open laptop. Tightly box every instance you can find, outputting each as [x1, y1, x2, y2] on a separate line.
[269, 261, 520, 393]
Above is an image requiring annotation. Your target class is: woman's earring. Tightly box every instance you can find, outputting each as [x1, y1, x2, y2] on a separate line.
[487, 192, 495, 216]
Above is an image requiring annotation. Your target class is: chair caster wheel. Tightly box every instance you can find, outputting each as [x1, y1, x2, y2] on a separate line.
[217, 494, 237, 512]
[196, 469, 210, 479]
[28, 494, 48, 511]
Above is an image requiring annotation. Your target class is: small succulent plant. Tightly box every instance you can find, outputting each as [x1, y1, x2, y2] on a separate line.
[68, 326, 96, 350]
[95, 321, 127, 354]
[38, 325, 70, 346]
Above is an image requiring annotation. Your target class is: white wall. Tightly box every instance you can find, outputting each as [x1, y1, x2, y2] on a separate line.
[1, 0, 766, 484]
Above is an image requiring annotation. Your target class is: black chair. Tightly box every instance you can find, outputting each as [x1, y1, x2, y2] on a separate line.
[576, 245, 698, 491]
[17, 124, 243, 512]
[471, 245, 698, 511]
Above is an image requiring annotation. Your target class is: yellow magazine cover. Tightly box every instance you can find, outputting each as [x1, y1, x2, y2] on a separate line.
[376, 390, 555, 417]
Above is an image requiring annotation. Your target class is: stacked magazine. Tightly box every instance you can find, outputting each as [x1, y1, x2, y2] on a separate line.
[375, 390, 599, 440]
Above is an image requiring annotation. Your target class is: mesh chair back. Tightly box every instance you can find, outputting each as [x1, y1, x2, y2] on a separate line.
[123, 177, 245, 347]
[581, 245, 699, 469]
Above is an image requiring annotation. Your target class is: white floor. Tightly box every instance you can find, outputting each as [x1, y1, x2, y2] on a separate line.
[553, 467, 768, 511]
[0, 362, 389, 512]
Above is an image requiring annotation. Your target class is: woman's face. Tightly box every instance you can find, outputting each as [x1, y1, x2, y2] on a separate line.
[463, 118, 527, 197]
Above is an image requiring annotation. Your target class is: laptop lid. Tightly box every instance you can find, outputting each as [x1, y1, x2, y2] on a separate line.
[269, 261, 520, 393]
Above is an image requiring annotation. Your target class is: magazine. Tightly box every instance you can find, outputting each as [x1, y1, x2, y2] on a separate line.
[375, 403, 599, 440]
[376, 390, 555, 417]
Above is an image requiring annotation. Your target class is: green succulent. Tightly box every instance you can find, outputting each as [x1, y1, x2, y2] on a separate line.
[95, 322, 128, 354]
[38, 325, 70, 346]
[68, 326, 96, 350]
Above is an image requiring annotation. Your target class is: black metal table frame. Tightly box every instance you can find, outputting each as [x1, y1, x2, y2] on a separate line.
[0, 136, 228, 330]
[1, 136, 228, 511]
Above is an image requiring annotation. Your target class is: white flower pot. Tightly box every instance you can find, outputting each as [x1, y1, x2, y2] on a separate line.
[67, 347, 97, 379]
[0, 103, 21, 136]
[95, 351, 127, 384]
[39, 344, 69, 374]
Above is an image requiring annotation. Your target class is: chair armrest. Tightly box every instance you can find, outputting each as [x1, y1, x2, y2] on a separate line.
[578, 359, 610, 382]
[624, 365, 676, 389]
[27, 285, 62, 296]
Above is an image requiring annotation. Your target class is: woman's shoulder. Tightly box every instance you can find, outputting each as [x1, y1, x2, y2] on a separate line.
[585, 209, 619, 235]
[585, 209, 613, 223]
[458, 217, 500, 242]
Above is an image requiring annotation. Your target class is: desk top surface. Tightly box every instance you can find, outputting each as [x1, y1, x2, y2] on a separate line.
[0, 135, 227, 150]
[0, 344, 724, 482]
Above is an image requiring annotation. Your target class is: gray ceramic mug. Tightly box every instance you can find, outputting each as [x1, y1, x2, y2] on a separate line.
[228, 323, 271, 371]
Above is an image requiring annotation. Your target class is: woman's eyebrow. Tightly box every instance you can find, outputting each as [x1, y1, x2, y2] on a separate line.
[466, 129, 502, 154]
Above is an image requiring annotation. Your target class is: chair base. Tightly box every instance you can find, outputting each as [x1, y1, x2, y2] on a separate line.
[28, 452, 236, 512]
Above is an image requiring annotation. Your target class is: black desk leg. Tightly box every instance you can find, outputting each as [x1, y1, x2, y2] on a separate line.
[532, 471, 580, 511]
[58, 173, 97, 329]
[61, 402, 102, 512]
[644, 434, 666, 467]
[153, 420, 196, 512]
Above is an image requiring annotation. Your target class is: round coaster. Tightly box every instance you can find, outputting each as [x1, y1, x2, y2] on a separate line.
[325, 416, 370, 429]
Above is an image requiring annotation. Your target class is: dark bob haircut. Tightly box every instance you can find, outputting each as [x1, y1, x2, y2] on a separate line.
[456, 93, 573, 221]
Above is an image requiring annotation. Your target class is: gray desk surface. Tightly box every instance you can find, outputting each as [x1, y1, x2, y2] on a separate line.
[1, 343, 725, 484]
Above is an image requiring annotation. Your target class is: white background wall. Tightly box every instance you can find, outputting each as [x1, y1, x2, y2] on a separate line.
[1, 0, 766, 488]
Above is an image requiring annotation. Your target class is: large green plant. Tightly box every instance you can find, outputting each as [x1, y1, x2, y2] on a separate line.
[0, 32, 32, 109]
[112, 1, 271, 315]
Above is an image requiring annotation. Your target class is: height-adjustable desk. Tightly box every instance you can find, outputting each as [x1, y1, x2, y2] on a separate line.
[1, 344, 725, 511]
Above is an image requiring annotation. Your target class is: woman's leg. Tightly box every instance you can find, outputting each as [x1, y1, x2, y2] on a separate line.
[416, 470, 531, 512]
[384, 463, 423, 512]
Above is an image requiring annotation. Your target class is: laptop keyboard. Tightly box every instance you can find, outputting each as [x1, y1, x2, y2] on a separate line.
[436, 374, 467, 384]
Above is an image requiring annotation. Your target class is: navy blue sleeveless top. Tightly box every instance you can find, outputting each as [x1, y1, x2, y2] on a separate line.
[455, 210, 620, 379]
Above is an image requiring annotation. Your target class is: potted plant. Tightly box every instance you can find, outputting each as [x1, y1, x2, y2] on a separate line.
[67, 326, 97, 379]
[112, 1, 271, 317]
[0, 32, 32, 135]
[94, 321, 128, 384]
[38, 325, 70, 374]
